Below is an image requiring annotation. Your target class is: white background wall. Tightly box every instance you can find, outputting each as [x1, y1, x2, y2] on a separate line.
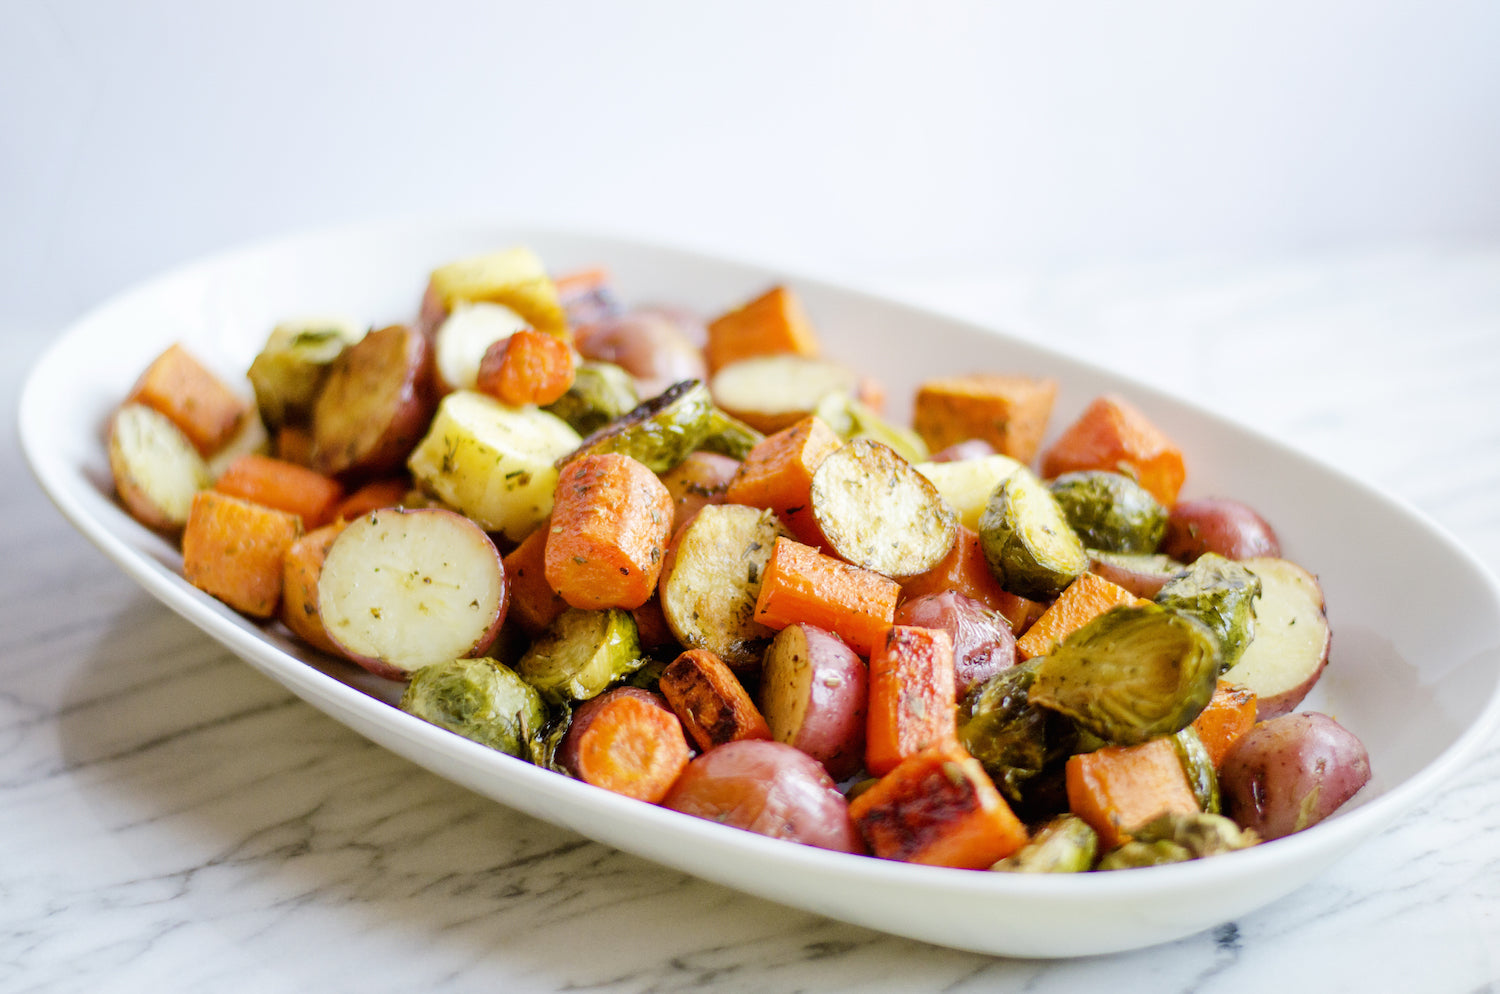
[5, 0, 1498, 332]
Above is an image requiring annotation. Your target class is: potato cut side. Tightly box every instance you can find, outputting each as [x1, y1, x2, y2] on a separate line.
[1222, 557, 1331, 720]
[109, 403, 212, 530]
[915, 453, 1024, 532]
[406, 390, 581, 541]
[810, 437, 957, 578]
[434, 301, 530, 393]
[710, 354, 865, 434]
[318, 507, 508, 679]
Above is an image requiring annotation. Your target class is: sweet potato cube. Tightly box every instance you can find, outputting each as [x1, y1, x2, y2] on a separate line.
[127, 343, 250, 456]
[913, 374, 1058, 465]
[866, 625, 958, 776]
[544, 453, 675, 610]
[724, 415, 843, 545]
[659, 649, 772, 751]
[752, 537, 900, 657]
[1040, 394, 1186, 506]
[1190, 680, 1259, 768]
[705, 285, 821, 374]
[849, 744, 1029, 868]
[1065, 737, 1200, 850]
[1016, 572, 1148, 660]
[182, 490, 301, 617]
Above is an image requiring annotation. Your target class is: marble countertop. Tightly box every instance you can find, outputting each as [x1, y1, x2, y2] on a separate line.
[5, 245, 1499, 992]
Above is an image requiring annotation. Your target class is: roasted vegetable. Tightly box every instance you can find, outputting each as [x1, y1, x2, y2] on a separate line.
[563, 379, 716, 473]
[710, 354, 870, 434]
[812, 392, 929, 465]
[1220, 711, 1370, 840]
[1155, 553, 1261, 671]
[1048, 470, 1168, 554]
[312, 324, 436, 478]
[991, 814, 1098, 873]
[513, 607, 645, 705]
[1161, 497, 1281, 563]
[109, 403, 211, 531]
[557, 687, 692, 802]
[247, 318, 362, 431]
[1171, 725, 1220, 814]
[1097, 811, 1258, 869]
[543, 360, 640, 436]
[1029, 603, 1221, 745]
[957, 659, 1078, 811]
[400, 656, 547, 758]
[978, 466, 1089, 601]
[1086, 550, 1187, 599]
[1220, 557, 1332, 719]
[894, 591, 1017, 700]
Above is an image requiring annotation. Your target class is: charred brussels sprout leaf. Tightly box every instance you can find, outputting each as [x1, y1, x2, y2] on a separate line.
[543, 360, 640, 436]
[1172, 725, 1220, 814]
[1049, 470, 1168, 554]
[514, 607, 645, 705]
[400, 657, 547, 758]
[978, 467, 1089, 602]
[523, 703, 574, 774]
[1097, 839, 1194, 870]
[1098, 811, 1259, 870]
[1028, 603, 1220, 746]
[1156, 553, 1261, 671]
[561, 379, 715, 473]
[991, 815, 1099, 873]
[958, 659, 1078, 809]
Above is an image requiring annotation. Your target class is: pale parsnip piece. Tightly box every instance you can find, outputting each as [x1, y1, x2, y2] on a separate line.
[434, 301, 530, 393]
[406, 390, 581, 542]
[810, 438, 957, 579]
[915, 453, 1024, 532]
[108, 403, 211, 530]
[710, 354, 867, 434]
[317, 507, 508, 679]
[1222, 557, 1332, 720]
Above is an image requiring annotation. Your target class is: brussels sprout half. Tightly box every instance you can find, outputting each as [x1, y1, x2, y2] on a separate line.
[958, 659, 1079, 810]
[1048, 470, 1168, 554]
[991, 815, 1099, 873]
[1097, 811, 1259, 870]
[544, 360, 640, 436]
[400, 656, 548, 759]
[562, 379, 718, 473]
[1028, 603, 1220, 746]
[978, 467, 1089, 602]
[514, 607, 645, 706]
[1156, 553, 1262, 671]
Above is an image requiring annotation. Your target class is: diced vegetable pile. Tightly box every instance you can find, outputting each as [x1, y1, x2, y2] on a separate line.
[106, 245, 1372, 872]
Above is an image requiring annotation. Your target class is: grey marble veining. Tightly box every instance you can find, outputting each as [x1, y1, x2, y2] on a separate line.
[4, 248, 1499, 992]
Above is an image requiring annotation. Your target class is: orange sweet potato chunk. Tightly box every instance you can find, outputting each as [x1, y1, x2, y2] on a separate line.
[913, 374, 1058, 465]
[1040, 395, 1186, 506]
[182, 491, 301, 618]
[705, 285, 821, 374]
[1016, 573, 1148, 660]
[127, 344, 249, 456]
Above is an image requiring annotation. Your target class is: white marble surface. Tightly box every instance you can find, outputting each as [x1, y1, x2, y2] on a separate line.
[6, 245, 1500, 992]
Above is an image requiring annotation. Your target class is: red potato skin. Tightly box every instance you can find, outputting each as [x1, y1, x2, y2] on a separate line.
[657, 451, 740, 532]
[1220, 712, 1371, 841]
[760, 624, 868, 781]
[662, 740, 866, 854]
[1161, 498, 1281, 563]
[893, 591, 1017, 700]
[573, 309, 709, 400]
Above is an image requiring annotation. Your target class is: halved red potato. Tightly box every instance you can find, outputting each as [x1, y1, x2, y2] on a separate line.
[892, 591, 1016, 699]
[317, 507, 508, 680]
[1220, 711, 1371, 840]
[1221, 557, 1331, 719]
[573, 309, 708, 400]
[657, 450, 740, 531]
[710, 354, 878, 434]
[312, 324, 436, 479]
[661, 739, 865, 853]
[1161, 497, 1282, 563]
[760, 623, 868, 781]
[108, 403, 211, 531]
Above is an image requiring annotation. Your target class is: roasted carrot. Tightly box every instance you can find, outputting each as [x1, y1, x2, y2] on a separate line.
[333, 477, 411, 521]
[1065, 737, 1201, 850]
[724, 415, 843, 545]
[181, 490, 301, 618]
[544, 453, 675, 610]
[212, 453, 345, 530]
[280, 521, 347, 654]
[631, 594, 677, 651]
[912, 373, 1059, 465]
[1039, 394, 1186, 506]
[275, 424, 316, 466]
[752, 537, 900, 657]
[849, 744, 1028, 868]
[899, 525, 1040, 632]
[558, 687, 693, 803]
[705, 285, 821, 374]
[865, 625, 959, 776]
[1190, 680, 1259, 768]
[659, 648, 773, 752]
[1016, 572, 1148, 660]
[127, 343, 249, 456]
[502, 520, 569, 636]
[474, 328, 576, 406]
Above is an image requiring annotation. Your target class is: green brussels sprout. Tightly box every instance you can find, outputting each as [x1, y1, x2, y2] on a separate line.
[524, 704, 574, 773]
[1098, 811, 1260, 870]
[1156, 553, 1261, 671]
[978, 467, 1089, 602]
[562, 379, 717, 473]
[543, 360, 640, 436]
[699, 407, 765, 461]
[1028, 603, 1221, 746]
[623, 655, 670, 692]
[247, 320, 361, 430]
[1048, 470, 1168, 554]
[400, 656, 547, 758]
[991, 815, 1099, 873]
[813, 392, 930, 465]
[514, 607, 645, 705]
[1172, 725, 1221, 814]
[958, 660, 1079, 809]
[1097, 839, 1194, 870]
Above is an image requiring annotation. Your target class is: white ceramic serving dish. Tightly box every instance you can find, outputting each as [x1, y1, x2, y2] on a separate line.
[20, 220, 1500, 958]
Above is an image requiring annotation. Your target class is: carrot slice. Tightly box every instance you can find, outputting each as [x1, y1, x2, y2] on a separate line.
[1015, 572, 1148, 660]
[659, 648, 772, 752]
[213, 453, 345, 530]
[724, 415, 843, 545]
[865, 625, 958, 776]
[1190, 680, 1259, 768]
[280, 521, 347, 654]
[181, 490, 301, 618]
[1065, 737, 1200, 850]
[752, 537, 900, 657]
[502, 520, 569, 636]
[1039, 394, 1187, 506]
[705, 285, 821, 374]
[127, 343, 249, 456]
[475, 328, 576, 407]
[544, 453, 675, 611]
[559, 687, 693, 803]
[849, 744, 1028, 868]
